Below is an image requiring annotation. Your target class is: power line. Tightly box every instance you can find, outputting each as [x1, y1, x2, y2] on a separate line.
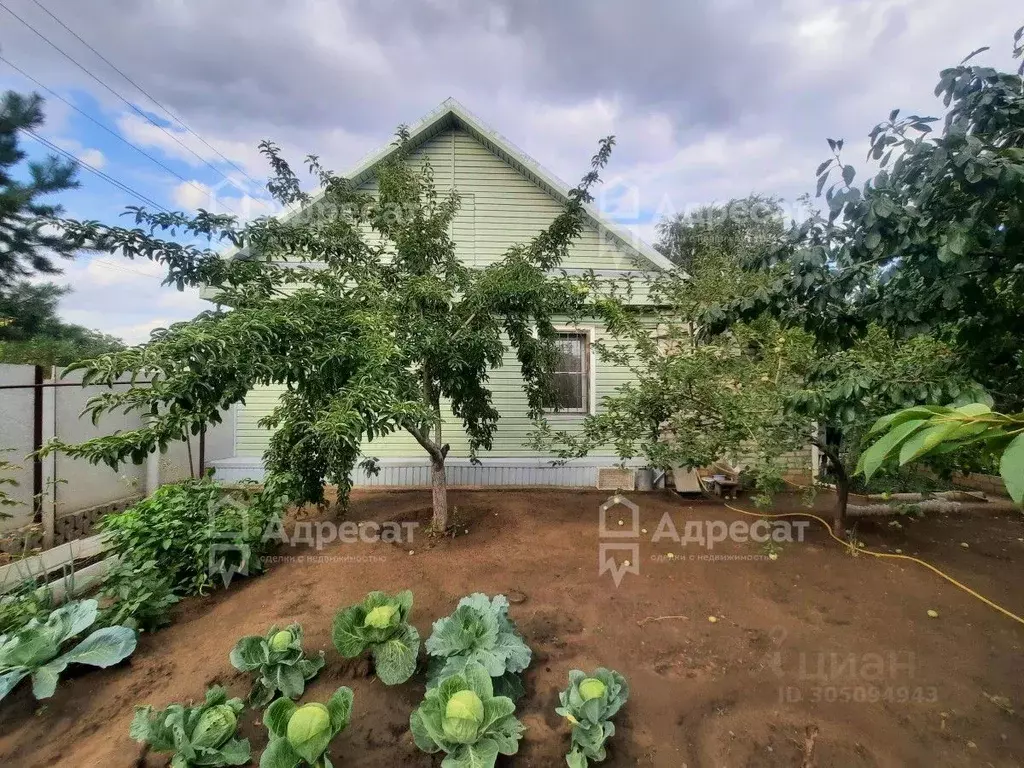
[19, 126, 170, 212]
[27, 0, 264, 189]
[0, 0, 248, 192]
[0, 53, 240, 216]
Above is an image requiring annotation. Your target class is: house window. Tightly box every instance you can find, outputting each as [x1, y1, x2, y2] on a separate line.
[552, 332, 590, 413]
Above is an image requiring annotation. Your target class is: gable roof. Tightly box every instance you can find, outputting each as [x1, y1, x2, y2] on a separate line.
[225, 98, 673, 271]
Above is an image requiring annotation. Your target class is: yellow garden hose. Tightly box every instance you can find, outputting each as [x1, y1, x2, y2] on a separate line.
[720, 498, 1024, 627]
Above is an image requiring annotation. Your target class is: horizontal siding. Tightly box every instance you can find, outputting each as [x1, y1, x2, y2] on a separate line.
[357, 128, 638, 269]
[235, 320, 640, 459]
[235, 126, 651, 460]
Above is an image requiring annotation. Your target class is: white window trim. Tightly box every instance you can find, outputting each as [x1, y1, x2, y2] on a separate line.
[547, 325, 596, 417]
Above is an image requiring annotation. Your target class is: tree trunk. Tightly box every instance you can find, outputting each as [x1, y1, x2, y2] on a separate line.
[812, 436, 848, 538]
[834, 475, 849, 538]
[430, 456, 448, 531]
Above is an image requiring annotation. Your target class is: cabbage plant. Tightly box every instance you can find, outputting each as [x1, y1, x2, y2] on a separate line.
[230, 623, 325, 706]
[331, 590, 419, 685]
[425, 593, 531, 700]
[129, 685, 251, 767]
[410, 660, 525, 768]
[555, 668, 630, 768]
[260, 686, 353, 768]
[0, 597, 137, 702]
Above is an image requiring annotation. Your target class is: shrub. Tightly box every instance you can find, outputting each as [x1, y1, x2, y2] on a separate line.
[555, 668, 630, 767]
[0, 598, 136, 702]
[100, 476, 287, 596]
[260, 686, 353, 768]
[331, 590, 420, 685]
[98, 558, 179, 632]
[410, 660, 525, 768]
[130, 685, 251, 767]
[425, 593, 531, 700]
[0, 579, 54, 636]
[229, 623, 325, 707]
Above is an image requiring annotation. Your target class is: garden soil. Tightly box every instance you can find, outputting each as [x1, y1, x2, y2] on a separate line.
[1, 489, 1022, 767]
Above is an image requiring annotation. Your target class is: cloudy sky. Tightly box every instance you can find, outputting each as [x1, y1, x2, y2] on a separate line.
[1, 0, 1018, 343]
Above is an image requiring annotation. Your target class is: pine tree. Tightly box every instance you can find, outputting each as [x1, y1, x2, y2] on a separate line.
[0, 91, 80, 288]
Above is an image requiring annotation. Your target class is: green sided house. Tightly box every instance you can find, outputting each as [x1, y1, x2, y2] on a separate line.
[209, 98, 676, 489]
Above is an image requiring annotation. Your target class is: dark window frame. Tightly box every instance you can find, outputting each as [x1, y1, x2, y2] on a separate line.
[550, 331, 591, 414]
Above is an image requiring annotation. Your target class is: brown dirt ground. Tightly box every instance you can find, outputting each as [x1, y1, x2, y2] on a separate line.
[1, 489, 1023, 767]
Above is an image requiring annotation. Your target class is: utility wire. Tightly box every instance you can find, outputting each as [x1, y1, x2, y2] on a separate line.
[27, 0, 264, 189]
[19, 126, 170, 212]
[0, 0, 247, 192]
[0, 53, 240, 216]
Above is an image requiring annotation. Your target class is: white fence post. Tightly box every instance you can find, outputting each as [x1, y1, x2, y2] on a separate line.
[40, 366, 57, 549]
[146, 441, 161, 495]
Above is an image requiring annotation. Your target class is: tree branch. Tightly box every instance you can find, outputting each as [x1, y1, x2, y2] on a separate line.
[404, 422, 442, 463]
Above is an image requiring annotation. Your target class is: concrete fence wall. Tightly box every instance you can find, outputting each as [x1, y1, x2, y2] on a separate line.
[0, 364, 233, 548]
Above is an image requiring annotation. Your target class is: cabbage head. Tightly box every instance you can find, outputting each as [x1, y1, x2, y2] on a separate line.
[260, 687, 353, 768]
[410, 661, 525, 768]
[331, 591, 419, 685]
[129, 685, 250, 767]
[425, 593, 531, 700]
[555, 668, 629, 768]
[230, 623, 325, 706]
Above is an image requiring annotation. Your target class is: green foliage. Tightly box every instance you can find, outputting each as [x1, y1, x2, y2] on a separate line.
[0, 449, 19, 519]
[542, 187, 980, 525]
[425, 593, 532, 701]
[409, 660, 525, 768]
[0, 597, 136, 701]
[0, 282, 124, 366]
[535, 198, 814, 476]
[260, 687, 353, 768]
[860, 403, 1024, 503]
[331, 590, 419, 685]
[45, 133, 617, 528]
[0, 92, 80, 288]
[98, 478, 285, 596]
[97, 558, 179, 633]
[555, 668, 630, 768]
[0, 580, 53, 636]
[728, 30, 1024, 412]
[229, 623, 325, 707]
[129, 685, 251, 767]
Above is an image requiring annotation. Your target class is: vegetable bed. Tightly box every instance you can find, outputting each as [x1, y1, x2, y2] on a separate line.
[1, 489, 1022, 767]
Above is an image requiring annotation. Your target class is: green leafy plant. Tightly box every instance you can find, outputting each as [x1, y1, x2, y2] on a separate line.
[410, 660, 525, 768]
[555, 668, 630, 768]
[45, 127, 617, 536]
[98, 558, 180, 632]
[0, 597, 136, 701]
[229, 623, 325, 707]
[859, 402, 1024, 503]
[0, 579, 54, 636]
[331, 590, 419, 685]
[260, 686, 353, 768]
[130, 685, 251, 767]
[99, 478, 284, 596]
[425, 593, 532, 700]
[0, 449, 21, 520]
